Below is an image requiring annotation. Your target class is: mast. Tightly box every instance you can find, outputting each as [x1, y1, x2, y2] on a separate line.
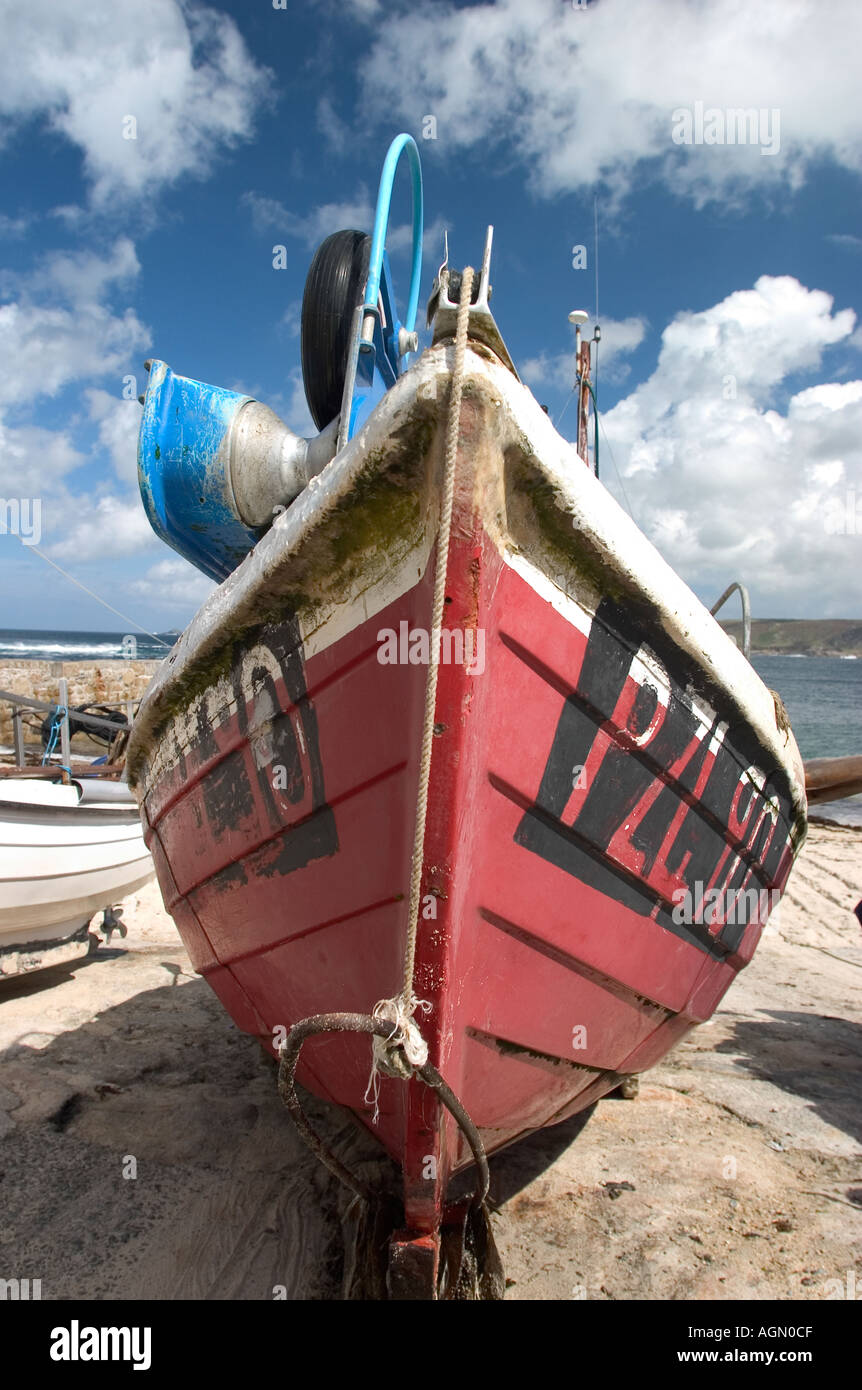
[568, 308, 595, 473]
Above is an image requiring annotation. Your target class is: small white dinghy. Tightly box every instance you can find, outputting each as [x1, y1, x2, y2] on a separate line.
[0, 777, 154, 979]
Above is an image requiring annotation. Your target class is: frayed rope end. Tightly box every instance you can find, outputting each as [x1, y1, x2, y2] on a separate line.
[362, 995, 432, 1124]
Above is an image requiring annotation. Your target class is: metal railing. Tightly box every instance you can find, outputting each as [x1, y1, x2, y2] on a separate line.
[710, 581, 751, 660]
[0, 681, 133, 767]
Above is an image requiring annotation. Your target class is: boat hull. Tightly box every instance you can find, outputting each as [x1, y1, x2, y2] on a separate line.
[0, 784, 154, 972]
[128, 343, 807, 1243]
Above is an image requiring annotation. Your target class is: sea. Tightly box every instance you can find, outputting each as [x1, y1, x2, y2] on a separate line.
[751, 654, 862, 828]
[0, 631, 859, 826]
[0, 627, 179, 662]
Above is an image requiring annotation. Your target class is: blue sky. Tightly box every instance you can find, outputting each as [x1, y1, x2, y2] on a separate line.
[0, 0, 860, 633]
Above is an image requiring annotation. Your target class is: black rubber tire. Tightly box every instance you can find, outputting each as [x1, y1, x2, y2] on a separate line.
[301, 229, 372, 431]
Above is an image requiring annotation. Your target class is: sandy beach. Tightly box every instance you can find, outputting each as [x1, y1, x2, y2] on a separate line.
[1, 821, 859, 1301]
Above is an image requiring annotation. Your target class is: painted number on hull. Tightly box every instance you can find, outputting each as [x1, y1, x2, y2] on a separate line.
[197, 617, 339, 880]
[515, 598, 797, 958]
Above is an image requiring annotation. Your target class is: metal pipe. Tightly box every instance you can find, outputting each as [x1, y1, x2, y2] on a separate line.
[11, 708, 25, 765]
[364, 133, 424, 336]
[710, 582, 752, 660]
[0, 689, 129, 735]
[58, 678, 71, 768]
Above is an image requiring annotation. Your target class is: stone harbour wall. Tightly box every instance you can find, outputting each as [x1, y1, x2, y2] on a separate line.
[0, 659, 163, 748]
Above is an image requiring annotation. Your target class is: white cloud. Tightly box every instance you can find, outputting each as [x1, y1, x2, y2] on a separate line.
[598, 276, 860, 615]
[0, 300, 149, 411]
[0, 237, 149, 416]
[243, 189, 377, 247]
[12, 238, 141, 307]
[826, 233, 862, 253]
[46, 494, 156, 562]
[86, 390, 142, 485]
[0, 0, 272, 205]
[132, 556, 216, 607]
[359, 0, 862, 208]
[0, 420, 84, 495]
[317, 96, 351, 153]
[0, 239, 152, 573]
[0, 212, 29, 238]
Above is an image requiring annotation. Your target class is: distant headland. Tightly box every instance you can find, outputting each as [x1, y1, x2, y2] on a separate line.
[720, 618, 862, 658]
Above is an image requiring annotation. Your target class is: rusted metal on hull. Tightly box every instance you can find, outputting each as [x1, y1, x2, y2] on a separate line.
[127, 342, 807, 1296]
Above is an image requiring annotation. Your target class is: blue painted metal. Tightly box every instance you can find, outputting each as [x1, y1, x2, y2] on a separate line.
[365, 133, 423, 341]
[138, 361, 259, 582]
[347, 254, 397, 441]
[343, 134, 424, 445]
[137, 137, 425, 582]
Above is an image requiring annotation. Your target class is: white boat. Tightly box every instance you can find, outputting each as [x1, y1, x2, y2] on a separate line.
[0, 777, 154, 978]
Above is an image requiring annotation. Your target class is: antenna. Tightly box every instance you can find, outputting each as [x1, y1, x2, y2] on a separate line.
[592, 196, 601, 479]
[593, 195, 599, 323]
[568, 309, 589, 374]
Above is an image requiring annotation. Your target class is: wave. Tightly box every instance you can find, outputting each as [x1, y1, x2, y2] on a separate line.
[0, 641, 127, 656]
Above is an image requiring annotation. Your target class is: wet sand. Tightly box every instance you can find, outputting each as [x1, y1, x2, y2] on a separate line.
[1, 823, 860, 1300]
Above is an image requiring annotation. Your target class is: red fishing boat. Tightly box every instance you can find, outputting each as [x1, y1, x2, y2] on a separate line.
[128, 137, 807, 1298]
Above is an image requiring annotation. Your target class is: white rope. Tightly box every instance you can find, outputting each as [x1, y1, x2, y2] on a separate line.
[363, 996, 432, 1124]
[400, 265, 474, 1007]
[363, 267, 474, 1117]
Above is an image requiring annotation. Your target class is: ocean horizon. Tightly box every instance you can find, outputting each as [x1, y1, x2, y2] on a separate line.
[0, 631, 859, 826]
[0, 627, 179, 663]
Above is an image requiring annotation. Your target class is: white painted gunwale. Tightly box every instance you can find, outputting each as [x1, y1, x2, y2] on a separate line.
[127, 343, 806, 834]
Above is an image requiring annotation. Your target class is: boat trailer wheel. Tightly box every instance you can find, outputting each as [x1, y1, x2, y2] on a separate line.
[301, 230, 372, 431]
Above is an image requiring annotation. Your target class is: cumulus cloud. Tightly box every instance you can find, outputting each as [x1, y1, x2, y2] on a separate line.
[0, 300, 148, 413]
[132, 556, 217, 608]
[0, 237, 154, 572]
[12, 238, 141, 307]
[0, 0, 272, 205]
[600, 276, 860, 615]
[0, 421, 84, 495]
[0, 238, 149, 412]
[86, 390, 143, 485]
[359, 0, 862, 208]
[47, 494, 156, 562]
